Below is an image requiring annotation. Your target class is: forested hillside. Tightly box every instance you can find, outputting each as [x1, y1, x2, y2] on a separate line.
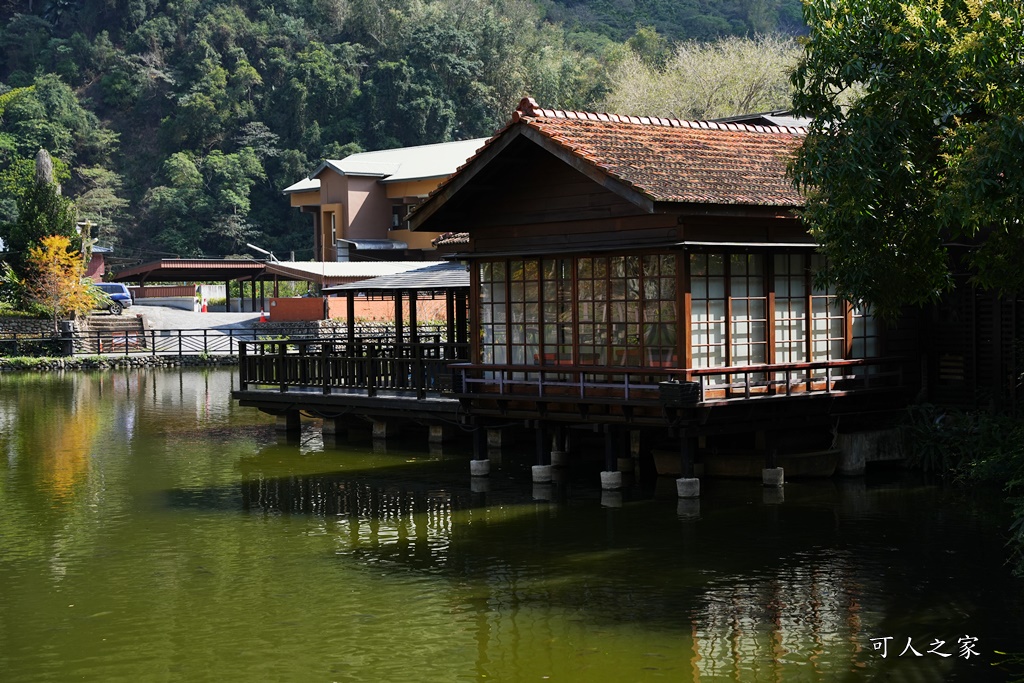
[0, 0, 804, 264]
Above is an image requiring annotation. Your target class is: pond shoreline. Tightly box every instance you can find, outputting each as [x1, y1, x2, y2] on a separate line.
[0, 354, 239, 372]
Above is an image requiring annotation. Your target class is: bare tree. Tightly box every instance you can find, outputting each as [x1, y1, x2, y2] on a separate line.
[604, 35, 801, 120]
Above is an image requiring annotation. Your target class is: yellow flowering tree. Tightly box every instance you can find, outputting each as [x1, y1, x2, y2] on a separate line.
[25, 235, 95, 334]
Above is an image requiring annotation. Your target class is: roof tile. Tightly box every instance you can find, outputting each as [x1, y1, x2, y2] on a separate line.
[513, 104, 805, 206]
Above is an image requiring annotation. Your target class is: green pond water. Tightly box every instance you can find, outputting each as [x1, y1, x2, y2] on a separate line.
[0, 367, 1022, 682]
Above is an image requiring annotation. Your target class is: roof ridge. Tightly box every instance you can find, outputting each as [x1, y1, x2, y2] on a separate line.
[513, 96, 806, 135]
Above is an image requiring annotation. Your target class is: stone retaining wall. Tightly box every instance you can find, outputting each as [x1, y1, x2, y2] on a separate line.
[0, 316, 55, 336]
[0, 354, 238, 372]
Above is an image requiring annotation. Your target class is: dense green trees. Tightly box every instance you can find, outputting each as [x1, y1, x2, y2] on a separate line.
[0, 0, 806, 264]
[790, 0, 1024, 318]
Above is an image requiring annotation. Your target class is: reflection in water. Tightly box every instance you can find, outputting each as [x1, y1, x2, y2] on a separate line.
[0, 368, 1021, 682]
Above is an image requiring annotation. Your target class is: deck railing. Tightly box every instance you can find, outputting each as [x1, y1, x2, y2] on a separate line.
[238, 337, 471, 399]
[0, 328, 258, 357]
[450, 356, 906, 406]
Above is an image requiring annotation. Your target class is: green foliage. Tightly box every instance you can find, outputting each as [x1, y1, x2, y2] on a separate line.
[790, 0, 1024, 318]
[904, 403, 1024, 574]
[0, 0, 809, 262]
[0, 260, 24, 308]
[1, 171, 78, 276]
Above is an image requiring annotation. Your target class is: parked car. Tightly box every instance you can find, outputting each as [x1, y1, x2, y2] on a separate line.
[93, 282, 133, 315]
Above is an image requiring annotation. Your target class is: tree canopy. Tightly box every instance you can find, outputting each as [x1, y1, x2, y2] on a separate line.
[789, 0, 1024, 318]
[0, 0, 807, 265]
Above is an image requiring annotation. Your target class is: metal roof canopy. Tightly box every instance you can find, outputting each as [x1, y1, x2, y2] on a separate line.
[324, 262, 469, 294]
[263, 261, 441, 287]
[111, 259, 267, 284]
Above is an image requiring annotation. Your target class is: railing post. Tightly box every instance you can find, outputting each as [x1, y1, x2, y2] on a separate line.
[414, 342, 425, 399]
[239, 342, 248, 390]
[367, 345, 377, 397]
[322, 342, 331, 395]
[203, 329, 208, 354]
[278, 341, 287, 392]
[177, 331, 182, 358]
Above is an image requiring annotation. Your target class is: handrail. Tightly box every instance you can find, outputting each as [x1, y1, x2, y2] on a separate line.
[448, 356, 906, 406]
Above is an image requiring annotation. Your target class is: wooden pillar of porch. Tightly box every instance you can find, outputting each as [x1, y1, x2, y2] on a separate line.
[346, 293, 356, 340]
[394, 291, 404, 344]
[408, 289, 418, 342]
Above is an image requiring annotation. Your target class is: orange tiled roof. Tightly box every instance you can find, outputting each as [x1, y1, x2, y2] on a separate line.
[478, 98, 805, 207]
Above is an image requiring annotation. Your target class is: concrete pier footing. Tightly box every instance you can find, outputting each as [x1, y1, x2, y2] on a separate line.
[762, 467, 785, 487]
[487, 429, 504, 449]
[275, 411, 300, 434]
[470, 459, 491, 477]
[550, 450, 568, 467]
[532, 465, 552, 483]
[601, 491, 623, 508]
[600, 471, 623, 490]
[428, 424, 454, 444]
[677, 499, 701, 519]
[837, 428, 903, 475]
[321, 417, 345, 436]
[372, 420, 399, 440]
[676, 477, 700, 498]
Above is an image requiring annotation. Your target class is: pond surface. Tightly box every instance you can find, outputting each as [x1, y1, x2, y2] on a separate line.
[1, 368, 1022, 682]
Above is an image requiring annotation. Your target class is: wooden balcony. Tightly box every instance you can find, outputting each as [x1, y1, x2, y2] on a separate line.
[451, 357, 907, 408]
[238, 337, 470, 399]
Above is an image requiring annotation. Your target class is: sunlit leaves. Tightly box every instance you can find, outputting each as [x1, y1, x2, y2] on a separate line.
[790, 0, 1024, 317]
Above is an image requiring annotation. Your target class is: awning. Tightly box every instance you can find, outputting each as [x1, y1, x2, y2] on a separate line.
[111, 259, 267, 284]
[323, 262, 469, 294]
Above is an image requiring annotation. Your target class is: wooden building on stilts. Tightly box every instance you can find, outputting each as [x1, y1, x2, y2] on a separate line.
[235, 98, 1024, 492]
[407, 98, 913, 488]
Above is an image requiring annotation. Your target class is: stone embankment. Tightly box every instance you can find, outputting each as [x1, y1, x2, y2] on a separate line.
[0, 355, 238, 372]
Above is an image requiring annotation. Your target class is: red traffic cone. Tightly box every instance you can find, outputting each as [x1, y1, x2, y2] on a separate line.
[259, 308, 267, 323]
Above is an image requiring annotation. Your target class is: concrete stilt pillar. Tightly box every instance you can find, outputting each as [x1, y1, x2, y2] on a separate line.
[677, 499, 701, 519]
[600, 471, 623, 490]
[321, 417, 346, 436]
[487, 429, 504, 449]
[275, 411, 300, 434]
[532, 465, 552, 483]
[763, 487, 785, 504]
[471, 477, 490, 494]
[550, 450, 568, 467]
[428, 424, 453, 444]
[616, 457, 634, 474]
[372, 420, 396, 440]
[762, 467, 784, 487]
[601, 491, 623, 508]
[676, 477, 700, 498]
[533, 483, 553, 501]
[470, 459, 491, 477]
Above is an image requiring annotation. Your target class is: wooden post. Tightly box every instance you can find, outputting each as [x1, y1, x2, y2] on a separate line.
[347, 293, 356, 341]
[679, 428, 693, 479]
[394, 292, 404, 344]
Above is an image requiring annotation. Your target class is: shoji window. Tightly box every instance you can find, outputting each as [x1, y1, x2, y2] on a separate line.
[690, 253, 727, 371]
[773, 254, 808, 363]
[541, 258, 573, 362]
[478, 261, 506, 366]
[810, 254, 844, 373]
[729, 254, 767, 367]
[507, 259, 540, 371]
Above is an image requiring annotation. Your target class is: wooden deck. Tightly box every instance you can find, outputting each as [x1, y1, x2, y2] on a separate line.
[234, 337, 907, 431]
